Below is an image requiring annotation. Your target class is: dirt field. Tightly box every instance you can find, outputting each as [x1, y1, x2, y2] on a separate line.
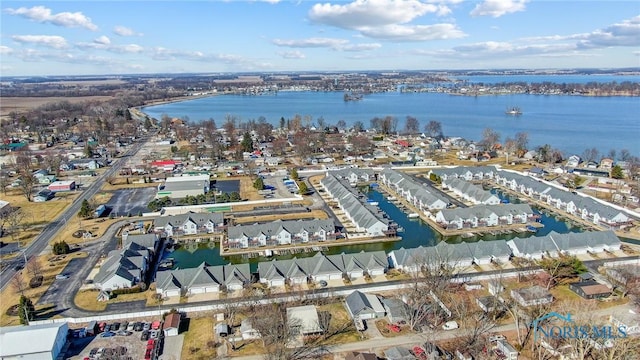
[0, 96, 114, 118]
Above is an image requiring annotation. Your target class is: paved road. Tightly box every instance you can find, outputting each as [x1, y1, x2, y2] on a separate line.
[0, 138, 148, 292]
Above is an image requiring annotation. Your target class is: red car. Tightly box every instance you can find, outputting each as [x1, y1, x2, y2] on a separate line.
[386, 324, 401, 333]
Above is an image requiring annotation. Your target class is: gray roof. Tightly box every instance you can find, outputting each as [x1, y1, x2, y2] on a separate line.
[437, 203, 534, 222]
[345, 290, 383, 317]
[381, 168, 448, 208]
[123, 234, 157, 250]
[466, 240, 512, 259]
[507, 235, 558, 256]
[94, 241, 149, 286]
[156, 262, 250, 291]
[444, 177, 499, 203]
[161, 179, 208, 192]
[430, 166, 497, 179]
[228, 218, 335, 240]
[153, 212, 223, 229]
[384, 346, 416, 360]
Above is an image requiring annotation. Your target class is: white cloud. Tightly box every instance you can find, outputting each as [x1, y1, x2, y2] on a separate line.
[113, 25, 143, 37]
[277, 50, 306, 59]
[0, 46, 13, 55]
[272, 37, 348, 48]
[577, 15, 640, 48]
[470, 0, 528, 18]
[94, 35, 111, 45]
[309, 0, 440, 28]
[12, 35, 68, 49]
[5, 5, 98, 30]
[360, 23, 465, 41]
[272, 37, 381, 51]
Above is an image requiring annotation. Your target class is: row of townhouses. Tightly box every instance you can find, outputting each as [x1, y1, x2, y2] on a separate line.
[389, 230, 621, 271]
[226, 219, 338, 249]
[152, 212, 225, 237]
[433, 203, 537, 229]
[329, 168, 376, 185]
[320, 174, 391, 237]
[442, 177, 500, 205]
[257, 251, 388, 287]
[93, 234, 160, 291]
[430, 166, 634, 229]
[379, 168, 449, 212]
[155, 262, 251, 297]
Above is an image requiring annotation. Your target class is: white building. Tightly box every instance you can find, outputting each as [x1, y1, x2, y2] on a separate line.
[0, 322, 69, 360]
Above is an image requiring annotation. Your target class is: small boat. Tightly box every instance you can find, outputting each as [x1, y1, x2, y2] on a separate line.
[505, 106, 522, 116]
[396, 227, 405, 233]
[526, 225, 538, 233]
[367, 199, 379, 206]
[263, 249, 273, 257]
[408, 213, 419, 218]
[387, 196, 397, 201]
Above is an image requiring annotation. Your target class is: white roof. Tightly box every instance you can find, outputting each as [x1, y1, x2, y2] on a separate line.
[0, 322, 68, 357]
[0, 200, 9, 209]
[287, 305, 323, 334]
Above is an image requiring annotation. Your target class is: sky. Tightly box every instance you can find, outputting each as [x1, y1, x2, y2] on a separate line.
[1, 0, 639, 76]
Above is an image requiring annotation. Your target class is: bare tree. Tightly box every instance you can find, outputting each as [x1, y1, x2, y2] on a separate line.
[480, 128, 501, 151]
[26, 257, 43, 278]
[515, 131, 529, 154]
[582, 147, 600, 163]
[5, 208, 26, 244]
[11, 272, 27, 295]
[404, 116, 420, 135]
[425, 120, 443, 138]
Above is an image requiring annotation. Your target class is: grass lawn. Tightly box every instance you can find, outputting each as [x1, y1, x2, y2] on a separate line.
[181, 316, 218, 360]
[317, 302, 362, 344]
[239, 176, 263, 201]
[1, 189, 78, 257]
[0, 251, 88, 326]
[233, 209, 328, 224]
[74, 287, 159, 312]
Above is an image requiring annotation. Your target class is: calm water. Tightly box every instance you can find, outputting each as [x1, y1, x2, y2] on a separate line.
[142, 90, 639, 157]
[453, 74, 640, 85]
[165, 188, 581, 269]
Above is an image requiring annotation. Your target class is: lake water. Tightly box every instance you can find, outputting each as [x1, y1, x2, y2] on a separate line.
[165, 188, 582, 270]
[142, 89, 639, 157]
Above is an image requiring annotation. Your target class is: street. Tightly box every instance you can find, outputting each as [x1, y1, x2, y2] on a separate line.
[0, 138, 147, 292]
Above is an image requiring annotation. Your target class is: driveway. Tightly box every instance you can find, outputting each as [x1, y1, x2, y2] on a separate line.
[107, 188, 157, 216]
[159, 334, 184, 360]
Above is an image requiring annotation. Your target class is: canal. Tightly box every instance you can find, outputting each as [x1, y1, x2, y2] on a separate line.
[163, 188, 584, 271]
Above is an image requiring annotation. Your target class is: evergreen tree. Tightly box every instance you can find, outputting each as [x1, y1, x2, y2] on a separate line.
[78, 199, 94, 218]
[253, 177, 264, 190]
[241, 132, 253, 153]
[611, 164, 624, 179]
[290, 168, 298, 180]
[52, 241, 70, 255]
[18, 295, 35, 325]
[298, 181, 308, 195]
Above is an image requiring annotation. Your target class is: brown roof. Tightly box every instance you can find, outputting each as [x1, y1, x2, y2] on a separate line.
[580, 284, 611, 296]
[163, 313, 181, 330]
[345, 352, 377, 360]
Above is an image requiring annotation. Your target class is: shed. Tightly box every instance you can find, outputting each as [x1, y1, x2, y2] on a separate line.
[569, 280, 611, 300]
[163, 313, 181, 337]
[215, 323, 230, 337]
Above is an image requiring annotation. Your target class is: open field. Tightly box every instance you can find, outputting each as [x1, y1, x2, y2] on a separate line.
[0, 251, 88, 326]
[180, 316, 218, 360]
[0, 96, 114, 118]
[1, 189, 78, 256]
[232, 209, 328, 224]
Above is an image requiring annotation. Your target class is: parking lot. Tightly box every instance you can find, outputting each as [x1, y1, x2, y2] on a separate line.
[66, 320, 164, 360]
[106, 188, 157, 216]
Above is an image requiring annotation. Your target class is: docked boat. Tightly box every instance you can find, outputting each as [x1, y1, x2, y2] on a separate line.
[408, 213, 420, 218]
[366, 199, 379, 206]
[526, 225, 538, 233]
[505, 106, 522, 116]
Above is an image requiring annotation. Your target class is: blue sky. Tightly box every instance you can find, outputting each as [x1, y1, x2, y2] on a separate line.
[1, 1, 639, 76]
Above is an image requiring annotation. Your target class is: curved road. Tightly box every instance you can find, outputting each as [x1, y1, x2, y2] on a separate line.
[0, 138, 147, 292]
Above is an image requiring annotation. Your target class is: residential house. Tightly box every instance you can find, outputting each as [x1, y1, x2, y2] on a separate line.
[442, 178, 500, 205]
[476, 295, 501, 313]
[344, 290, 386, 320]
[155, 262, 250, 298]
[287, 305, 324, 336]
[604, 266, 640, 290]
[434, 204, 535, 230]
[162, 313, 181, 337]
[379, 169, 448, 212]
[496, 339, 519, 360]
[466, 240, 512, 265]
[507, 235, 559, 260]
[381, 297, 410, 324]
[345, 352, 378, 360]
[510, 286, 553, 307]
[227, 219, 337, 249]
[153, 212, 224, 237]
[384, 347, 417, 360]
[94, 241, 150, 291]
[569, 280, 611, 299]
[240, 318, 261, 340]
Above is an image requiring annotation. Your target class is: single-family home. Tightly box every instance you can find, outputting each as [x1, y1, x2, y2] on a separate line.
[287, 305, 324, 336]
[162, 313, 181, 337]
[344, 290, 386, 320]
[569, 280, 611, 299]
[510, 286, 553, 307]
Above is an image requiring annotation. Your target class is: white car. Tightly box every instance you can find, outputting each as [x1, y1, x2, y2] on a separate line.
[442, 321, 459, 330]
[55, 274, 69, 280]
[489, 334, 506, 342]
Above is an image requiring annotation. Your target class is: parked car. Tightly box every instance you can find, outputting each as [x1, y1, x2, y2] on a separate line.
[133, 322, 143, 331]
[127, 322, 135, 331]
[111, 322, 120, 331]
[149, 330, 159, 339]
[121, 321, 129, 330]
[143, 322, 151, 331]
[98, 322, 106, 332]
[55, 274, 69, 280]
[489, 334, 506, 342]
[104, 324, 111, 332]
[140, 330, 149, 341]
[101, 331, 115, 338]
[116, 330, 132, 336]
[442, 321, 459, 330]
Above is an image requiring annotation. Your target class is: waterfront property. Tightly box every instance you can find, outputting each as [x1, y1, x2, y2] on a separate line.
[387, 241, 477, 273]
[257, 251, 388, 287]
[225, 218, 338, 249]
[379, 168, 449, 212]
[155, 262, 251, 298]
[442, 178, 500, 205]
[93, 240, 152, 291]
[320, 174, 392, 237]
[507, 230, 620, 259]
[329, 168, 376, 184]
[433, 203, 536, 230]
[152, 211, 224, 237]
[432, 166, 635, 230]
